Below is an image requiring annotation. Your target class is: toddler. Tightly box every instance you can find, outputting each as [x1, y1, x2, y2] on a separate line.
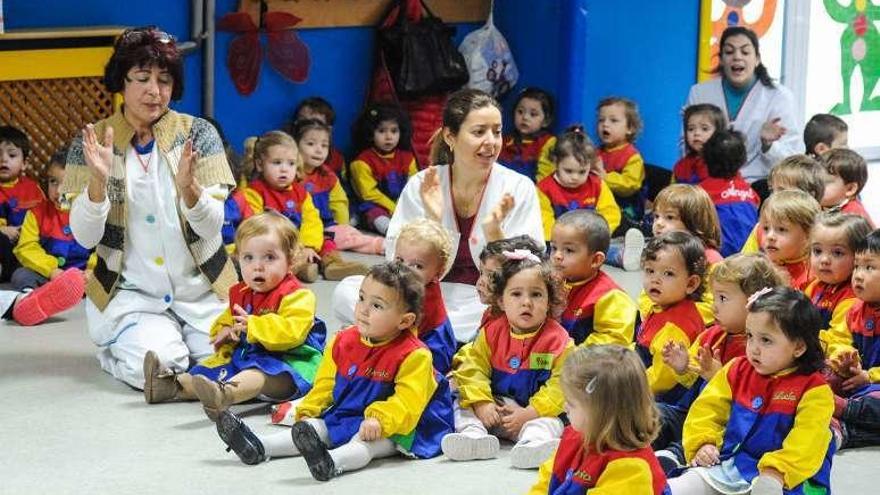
[499, 87, 557, 182]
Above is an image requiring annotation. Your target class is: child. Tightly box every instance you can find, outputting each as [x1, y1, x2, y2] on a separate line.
[698, 129, 759, 256]
[476, 235, 546, 326]
[550, 210, 637, 347]
[393, 218, 456, 374]
[214, 262, 454, 481]
[637, 231, 707, 405]
[293, 118, 384, 255]
[443, 250, 572, 469]
[537, 125, 620, 240]
[759, 190, 822, 290]
[594, 97, 645, 234]
[821, 148, 873, 226]
[657, 254, 785, 457]
[143, 212, 327, 422]
[0, 126, 45, 283]
[217, 122, 252, 255]
[529, 345, 669, 494]
[672, 103, 726, 185]
[499, 87, 557, 182]
[349, 103, 417, 234]
[290, 96, 346, 177]
[804, 113, 848, 159]
[670, 287, 834, 495]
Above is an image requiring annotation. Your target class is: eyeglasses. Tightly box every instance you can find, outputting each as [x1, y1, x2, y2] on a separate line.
[119, 27, 175, 47]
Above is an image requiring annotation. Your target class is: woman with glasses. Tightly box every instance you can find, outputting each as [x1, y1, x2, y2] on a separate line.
[61, 26, 237, 390]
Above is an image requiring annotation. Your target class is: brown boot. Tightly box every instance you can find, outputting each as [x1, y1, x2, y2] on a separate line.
[295, 262, 320, 283]
[143, 351, 180, 404]
[321, 251, 368, 281]
[192, 375, 237, 422]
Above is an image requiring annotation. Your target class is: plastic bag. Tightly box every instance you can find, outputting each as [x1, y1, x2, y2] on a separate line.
[458, 5, 518, 98]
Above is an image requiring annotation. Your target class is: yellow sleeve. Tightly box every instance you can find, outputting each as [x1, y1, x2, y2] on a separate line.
[209, 306, 235, 339]
[740, 225, 760, 254]
[585, 289, 637, 348]
[453, 330, 495, 408]
[757, 384, 833, 490]
[328, 181, 350, 226]
[868, 366, 880, 383]
[590, 457, 657, 495]
[407, 157, 418, 176]
[604, 153, 645, 197]
[245, 289, 317, 352]
[529, 341, 574, 417]
[350, 159, 397, 213]
[820, 297, 856, 358]
[299, 193, 324, 250]
[596, 180, 621, 233]
[243, 186, 265, 214]
[637, 290, 653, 321]
[528, 450, 556, 495]
[646, 323, 694, 395]
[296, 334, 340, 419]
[201, 306, 236, 365]
[537, 189, 555, 241]
[12, 211, 58, 277]
[536, 136, 557, 182]
[364, 347, 438, 437]
[697, 289, 716, 326]
[682, 360, 734, 462]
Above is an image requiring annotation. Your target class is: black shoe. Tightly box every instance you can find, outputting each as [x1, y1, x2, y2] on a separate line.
[291, 421, 337, 481]
[217, 410, 267, 465]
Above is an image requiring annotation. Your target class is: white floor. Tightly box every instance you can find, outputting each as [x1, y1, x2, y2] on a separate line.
[1, 257, 878, 494]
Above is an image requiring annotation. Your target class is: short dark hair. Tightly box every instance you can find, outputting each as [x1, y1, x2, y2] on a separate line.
[366, 261, 425, 322]
[597, 97, 643, 142]
[804, 114, 847, 156]
[479, 235, 544, 263]
[513, 87, 554, 136]
[823, 148, 868, 194]
[683, 104, 727, 155]
[642, 231, 707, 300]
[294, 96, 336, 126]
[748, 287, 825, 374]
[103, 26, 184, 100]
[855, 228, 880, 256]
[352, 102, 413, 153]
[702, 129, 746, 179]
[549, 125, 598, 169]
[0, 126, 30, 160]
[555, 209, 611, 254]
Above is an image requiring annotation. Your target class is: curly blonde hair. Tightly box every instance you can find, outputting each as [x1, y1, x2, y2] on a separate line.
[396, 219, 454, 277]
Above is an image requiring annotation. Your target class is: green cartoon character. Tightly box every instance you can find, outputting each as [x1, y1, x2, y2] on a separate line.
[825, 0, 880, 114]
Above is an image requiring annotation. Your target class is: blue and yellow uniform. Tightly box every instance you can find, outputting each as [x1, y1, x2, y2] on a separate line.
[537, 173, 620, 239]
[597, 143, 644, 222]
[454, 315, 573, 416]
[635, 299, 706, 404]
[349, 148, 417, 216]
[683, 357, 835, 495]
[530, 426, 670, 495]
[0, 176, 44, 228]
[419, 281, 457, 375]
[498, 132, 556, 182]
[222, 189, 253, 253]
[302, 165, 350, 228]
[560, 271, 636, 347]
[805, 280, 857, 356]
[698, 175, 759, 257]
[295, 326, 454, 458]
[191, 275, 326, 396]
[13, 200, 91, 275]
[244, 178, 324, 251]
[824, 300, 880, 394]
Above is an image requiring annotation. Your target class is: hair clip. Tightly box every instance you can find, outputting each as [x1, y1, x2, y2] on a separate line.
[570, 125, 585, 135]
[369, 109, 378, 117]
[502, 249, 540, 263]
[746, 287, 774, 309]
[585, 376, 598, 394]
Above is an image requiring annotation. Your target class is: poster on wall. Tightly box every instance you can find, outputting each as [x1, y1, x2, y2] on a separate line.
[698, 0, 786, 81]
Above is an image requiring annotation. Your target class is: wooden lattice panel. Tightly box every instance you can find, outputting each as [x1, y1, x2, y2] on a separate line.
[0, 76, 113, 179]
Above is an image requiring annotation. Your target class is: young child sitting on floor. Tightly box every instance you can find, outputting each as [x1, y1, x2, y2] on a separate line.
[0, 126, 45, 283]
[803, 113, 848, 159]
[499, 87, 557, 182]
[758, 189, 821, 290]
[820, 149, 873, 226]
[594, 97, 645, 235]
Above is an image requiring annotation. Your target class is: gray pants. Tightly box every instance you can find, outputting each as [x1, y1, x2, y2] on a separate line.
[11, 267, 48, 292]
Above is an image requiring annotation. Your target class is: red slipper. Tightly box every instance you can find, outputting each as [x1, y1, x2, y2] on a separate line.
[13, 268, 86, 326]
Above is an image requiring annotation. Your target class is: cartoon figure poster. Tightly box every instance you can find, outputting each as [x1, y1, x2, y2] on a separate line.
[698, 0, 786, 81]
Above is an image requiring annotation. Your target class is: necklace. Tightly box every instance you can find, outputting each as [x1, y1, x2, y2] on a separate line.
[135, 150, 151, 174]
[132, 138, 155, 174]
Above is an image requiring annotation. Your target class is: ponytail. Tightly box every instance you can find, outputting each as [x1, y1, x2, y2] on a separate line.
[242, 136, 260, 180]
[428, 128, 452, 167]
[754, 63, 774, 88]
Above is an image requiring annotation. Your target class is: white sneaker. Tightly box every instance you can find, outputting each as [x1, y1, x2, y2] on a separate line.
[441, 432, 500, 461]
[622, 228, 646, 272]
[510, 438, 560, 469]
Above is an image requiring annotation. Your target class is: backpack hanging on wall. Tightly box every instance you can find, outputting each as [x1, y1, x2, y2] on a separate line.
[458, 0, 518, 98]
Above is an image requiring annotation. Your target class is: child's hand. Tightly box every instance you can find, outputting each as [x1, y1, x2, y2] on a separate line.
[498, 403, 538, 440]
[473, 401, 502, 429]
[82, 124, 114, 182]
[696, 345, 723, 382]
[481, 193, 515, 242]
[662, 341, 691, 375]
[175, 138, 201, 191]
[211, 325, 240, 349]
[0, 226, 20, 242]
[760, 117, 786, 151]
[843, 368, 870, 392]
[691, 443, 720, 467]
[591, 158, 607, 178]
[419, 166, 443, 222]
[232, 304, 249, 331]
[831, 350, 860, 378]
[302, 247, 321, 264]
[358, 417, 383, 441]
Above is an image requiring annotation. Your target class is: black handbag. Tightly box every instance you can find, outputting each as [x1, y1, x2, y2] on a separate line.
[378, 0, 470, 97]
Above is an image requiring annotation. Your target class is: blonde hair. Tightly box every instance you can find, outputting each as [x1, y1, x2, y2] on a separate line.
[711, 253, 786, 297]
[242, 130, 298, 180]
[768, 155, 826, 202]
[234, 210, 301, 264]
[760, 189, 821, 235]
[654, 184, 722, 250]
[562, 345, 659, 453]
[397, 219, 454, 276]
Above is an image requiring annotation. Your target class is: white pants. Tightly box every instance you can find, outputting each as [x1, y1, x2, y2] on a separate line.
[261, 418, 397, 473]
[454, 397, 564, 445]
[94, 311, 212, 389]
[668, 470, 729, 495]
[333, 276, 487, 343]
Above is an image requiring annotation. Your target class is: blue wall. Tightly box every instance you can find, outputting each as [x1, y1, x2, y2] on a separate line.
[6, 0, 699, 168]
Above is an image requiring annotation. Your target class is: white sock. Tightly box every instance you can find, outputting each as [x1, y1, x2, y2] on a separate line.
[260, 429, 299, 458]
[330, 438, 397, 473]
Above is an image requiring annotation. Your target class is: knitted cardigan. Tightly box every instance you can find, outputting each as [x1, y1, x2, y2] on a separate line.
[61, 109, 237, 311]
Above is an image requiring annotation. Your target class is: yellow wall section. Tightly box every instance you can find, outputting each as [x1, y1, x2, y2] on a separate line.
[0, 47, 115, 81]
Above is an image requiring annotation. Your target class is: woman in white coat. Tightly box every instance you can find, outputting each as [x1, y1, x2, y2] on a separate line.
[332, 89, 544, 343]
[686, 26, 802, 198]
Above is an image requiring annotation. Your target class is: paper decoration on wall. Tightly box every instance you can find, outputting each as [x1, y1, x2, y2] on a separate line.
[824, 0, 880, 115]
[697, 0, 785, 81]
[218, 0, 311, 96]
